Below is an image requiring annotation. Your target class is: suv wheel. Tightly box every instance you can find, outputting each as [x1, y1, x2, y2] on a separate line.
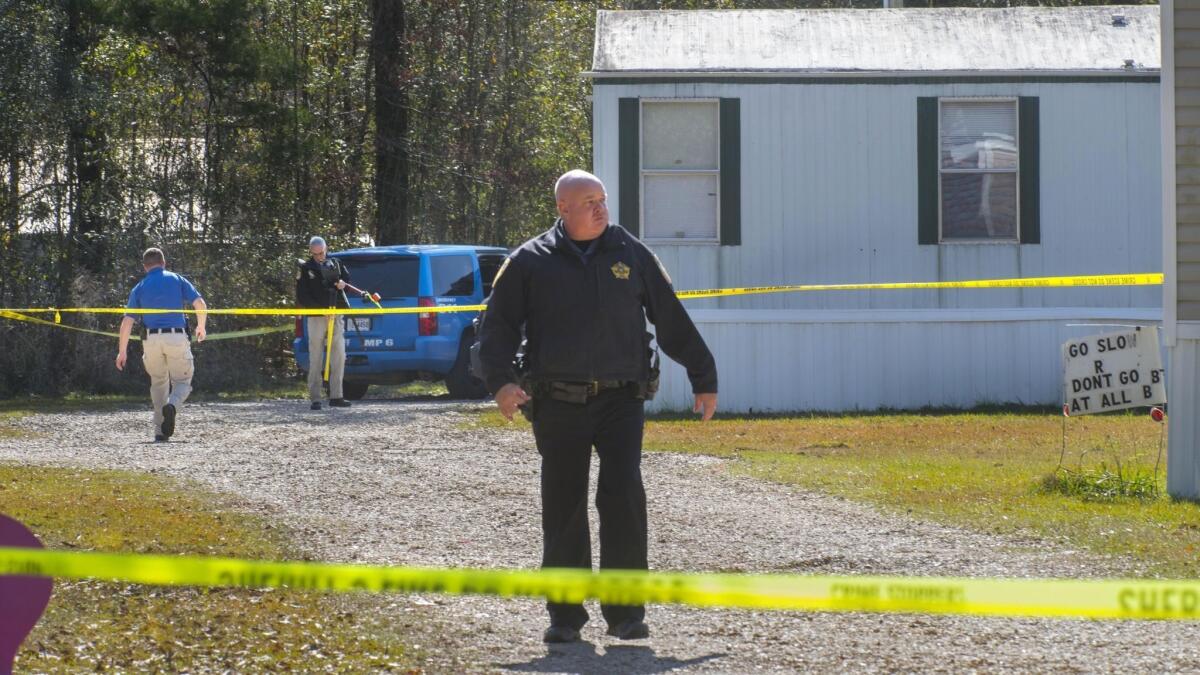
[446, 332, 489, 400]
[342, 382, 369, 400]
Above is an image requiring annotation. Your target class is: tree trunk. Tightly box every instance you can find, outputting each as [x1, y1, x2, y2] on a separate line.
[62, 0, 107, 273]
[371, 0, 409, 245]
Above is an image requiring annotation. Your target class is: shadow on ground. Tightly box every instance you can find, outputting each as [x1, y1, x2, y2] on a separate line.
[501, 641, 726, 675]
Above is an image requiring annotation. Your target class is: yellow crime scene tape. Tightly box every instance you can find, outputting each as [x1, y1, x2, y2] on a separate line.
[0, 310, 292, 342]
[1, 304, 486, 318]
[674, 272, 1165, 300]
[0, 546, 1197, 621]
[0, 273, 1167, 321]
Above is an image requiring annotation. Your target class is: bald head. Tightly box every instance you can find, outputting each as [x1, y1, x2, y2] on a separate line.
[555, 170, 609, 241]
[554, 170, 604, 201]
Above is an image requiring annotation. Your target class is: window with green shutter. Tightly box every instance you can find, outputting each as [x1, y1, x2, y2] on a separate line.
[619, 97, 741, 245]
[918, 96, 1039, 245]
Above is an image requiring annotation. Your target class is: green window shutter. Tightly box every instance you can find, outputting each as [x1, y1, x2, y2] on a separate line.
[1018, 97, 1040, 245]
[720, 98, 741, 246]
[917, 97, 939, 245]
[618, 98, 640, 236]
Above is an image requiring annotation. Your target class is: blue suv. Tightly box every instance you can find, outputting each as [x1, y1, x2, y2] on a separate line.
[293, 245, 509, 399]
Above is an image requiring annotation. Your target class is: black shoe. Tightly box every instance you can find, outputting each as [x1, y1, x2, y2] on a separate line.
[154, 434, 167, 442]
[310, 401, 322, 410]
[606, 619, 650, 640]
[542, 625, 581, 643]
[329, 398, 351, 408]
[161, 404, 176, 438]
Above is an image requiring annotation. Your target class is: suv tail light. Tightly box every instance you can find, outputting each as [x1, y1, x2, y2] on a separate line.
[294, 317, 304, 338]
[418, 297, 437, 336]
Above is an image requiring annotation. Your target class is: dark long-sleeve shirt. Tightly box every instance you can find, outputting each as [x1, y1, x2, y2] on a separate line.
[296, 257, 351, 309]
[478, 220, 717, 395]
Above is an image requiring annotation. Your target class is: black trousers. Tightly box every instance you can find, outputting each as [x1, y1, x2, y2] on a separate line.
[531, 387, 647, 629]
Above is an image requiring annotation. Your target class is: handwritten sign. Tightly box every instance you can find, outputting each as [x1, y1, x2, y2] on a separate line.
[1063, 327, 1165, 416]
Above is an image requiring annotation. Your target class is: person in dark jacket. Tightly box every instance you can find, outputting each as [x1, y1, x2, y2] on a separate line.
[296, 236, 352, 410]
[478, 170, 718, 644]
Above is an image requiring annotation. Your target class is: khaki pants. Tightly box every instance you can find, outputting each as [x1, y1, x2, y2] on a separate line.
[142, 333, 194, 436]
[307, 316, 345, 402]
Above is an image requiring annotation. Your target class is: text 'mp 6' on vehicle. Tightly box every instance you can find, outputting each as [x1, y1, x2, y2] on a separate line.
[293, 244, 508, 399]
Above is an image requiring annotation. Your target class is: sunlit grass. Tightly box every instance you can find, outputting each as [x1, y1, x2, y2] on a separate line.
[470, 407, 1200, 577]
[368, 380, 450, 398]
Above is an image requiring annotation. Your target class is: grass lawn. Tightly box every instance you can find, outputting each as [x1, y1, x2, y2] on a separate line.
[367, 380, 450, 398]
[473, 408, 1200, 578]
[0, 464, 416, 671]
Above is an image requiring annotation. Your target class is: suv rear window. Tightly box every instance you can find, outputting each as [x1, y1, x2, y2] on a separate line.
[337, 256, 419, 298]
[431, 255, 475, 296]
[478, 254, 506, 297]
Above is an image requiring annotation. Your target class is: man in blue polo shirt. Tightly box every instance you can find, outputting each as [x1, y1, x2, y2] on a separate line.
[115, 248, 208, 441]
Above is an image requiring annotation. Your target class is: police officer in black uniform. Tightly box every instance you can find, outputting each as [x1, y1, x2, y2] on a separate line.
[296, 235, 353, 410]
[478, 170, 718, 644]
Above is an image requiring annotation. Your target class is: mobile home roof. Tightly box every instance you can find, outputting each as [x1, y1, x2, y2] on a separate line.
[590, 6, 1159, 79]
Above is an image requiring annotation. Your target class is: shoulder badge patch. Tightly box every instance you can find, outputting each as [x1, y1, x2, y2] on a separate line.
[492, 257, 511, 288]
[611, 262, 631, 280]
[651, 253, 672, 285]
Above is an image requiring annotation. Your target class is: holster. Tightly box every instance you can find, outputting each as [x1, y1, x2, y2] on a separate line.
[637, 333, 661, 401]
[518, 399, 536, 423]
[517, 374, 536, 422]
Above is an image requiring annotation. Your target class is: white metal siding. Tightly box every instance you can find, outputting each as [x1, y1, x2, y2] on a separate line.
[647, 309, 1162, 413]
[595, 80, 1161, 411]
[595, 81, 1162, 312]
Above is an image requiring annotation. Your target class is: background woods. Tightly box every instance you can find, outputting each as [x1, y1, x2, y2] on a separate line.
[0, 0, 1152, 396]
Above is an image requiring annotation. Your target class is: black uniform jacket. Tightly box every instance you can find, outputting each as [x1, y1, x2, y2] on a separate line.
[478, 220, 717, 395]
[296, 256, 351, 310]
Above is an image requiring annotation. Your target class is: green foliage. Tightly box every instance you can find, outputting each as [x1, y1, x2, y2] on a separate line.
[1041, 464, 1161, 502]
[1043, 430, 1167, 502]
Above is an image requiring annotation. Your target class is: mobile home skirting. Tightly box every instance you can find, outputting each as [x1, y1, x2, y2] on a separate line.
[648, 307, 1163, 412]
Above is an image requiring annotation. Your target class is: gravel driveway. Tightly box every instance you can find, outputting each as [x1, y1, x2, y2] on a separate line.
[3, 399, 1199, 673]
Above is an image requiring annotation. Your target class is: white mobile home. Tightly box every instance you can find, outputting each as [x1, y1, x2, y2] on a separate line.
[589, 6, 1163, 412]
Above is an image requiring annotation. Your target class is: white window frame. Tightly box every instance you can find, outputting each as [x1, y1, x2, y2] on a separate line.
[937, 97, 1020, 245]
[640, 98, 721, 245]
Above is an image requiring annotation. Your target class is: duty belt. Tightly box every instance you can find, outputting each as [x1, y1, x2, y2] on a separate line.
[537, 380, 633, 404]
[583, 380, 629, 396]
